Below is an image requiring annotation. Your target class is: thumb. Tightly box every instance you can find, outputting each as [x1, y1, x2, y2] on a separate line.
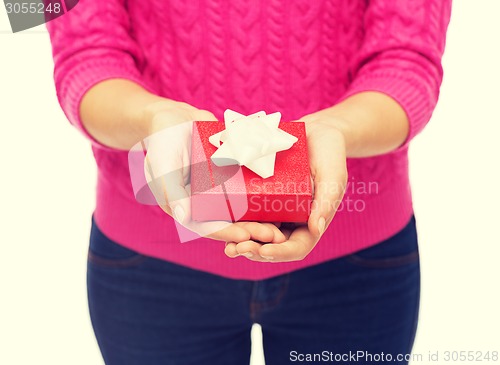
[307, 156, 347, 237]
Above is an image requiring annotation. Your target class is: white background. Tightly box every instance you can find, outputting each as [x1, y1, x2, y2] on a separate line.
[1, 2, 499, 364]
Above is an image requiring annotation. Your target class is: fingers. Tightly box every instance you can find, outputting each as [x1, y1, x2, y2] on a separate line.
[145, 106, 256, 243]
[224, 222, 287, 260]
[144, 154, 170, 212]
[146, 155, 192, 224]
[224, 242, 239, 258]
[307, 172, 343, 237]
[202, 223, 251, 243]
[258, 225, 315, 262]
[237, 222, 286, 243]
[229, 225, 316, 263]
[226, 239, 279, 262]
[144, 119, 192, 215]
[162, 170, 191, 224]
[307, 130, 347, 237]
[235, 240, 269, 261]
[195, 109, 218, 121]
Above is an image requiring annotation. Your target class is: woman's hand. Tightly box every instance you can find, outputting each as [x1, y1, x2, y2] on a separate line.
[143, 100, 286, 244]
[224, 117, 348, 262]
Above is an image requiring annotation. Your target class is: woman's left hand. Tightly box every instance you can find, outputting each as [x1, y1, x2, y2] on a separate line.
[225, 117, 348, 262]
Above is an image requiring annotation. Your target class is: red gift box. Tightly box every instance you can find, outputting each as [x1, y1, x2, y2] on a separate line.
[191, 121, 312, 222]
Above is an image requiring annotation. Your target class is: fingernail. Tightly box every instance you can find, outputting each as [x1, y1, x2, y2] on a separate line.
[318, 217, 326, 235]
[261, 255, 274, 260]
[241, 252, 253, 258]
[174, 205, 185, 223]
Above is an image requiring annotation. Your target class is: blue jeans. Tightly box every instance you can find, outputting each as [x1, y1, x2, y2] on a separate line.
[87, 217, 420, 365]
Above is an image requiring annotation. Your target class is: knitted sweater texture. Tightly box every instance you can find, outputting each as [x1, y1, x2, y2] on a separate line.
[47, 0, 451, 279]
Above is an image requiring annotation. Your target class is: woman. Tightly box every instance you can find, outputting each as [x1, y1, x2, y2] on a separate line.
[47, 1, 451, 364]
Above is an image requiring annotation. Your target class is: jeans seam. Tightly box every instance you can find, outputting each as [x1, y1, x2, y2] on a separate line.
[250, 275, 290, 321]
[405, 263, 421, 359]
[345, 250, 419, 269]
[249, 281, 259, 322]
[87, 250, 148, 269]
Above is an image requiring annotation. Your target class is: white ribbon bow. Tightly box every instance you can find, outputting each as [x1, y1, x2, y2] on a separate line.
[209, 109, 298, 178]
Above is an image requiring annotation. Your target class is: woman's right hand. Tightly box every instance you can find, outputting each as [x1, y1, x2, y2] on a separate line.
[142, 100, 285, 244]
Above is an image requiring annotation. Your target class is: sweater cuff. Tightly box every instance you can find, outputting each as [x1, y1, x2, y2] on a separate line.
[338, 71, 435, 151]
[58, 57, 154, 150]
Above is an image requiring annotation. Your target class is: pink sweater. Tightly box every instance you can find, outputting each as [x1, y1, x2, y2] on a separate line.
[47, 0, 451, 280]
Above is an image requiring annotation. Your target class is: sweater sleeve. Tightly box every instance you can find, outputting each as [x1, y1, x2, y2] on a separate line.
[339, 0, 452, 147]
[46, 0, 153, 148]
